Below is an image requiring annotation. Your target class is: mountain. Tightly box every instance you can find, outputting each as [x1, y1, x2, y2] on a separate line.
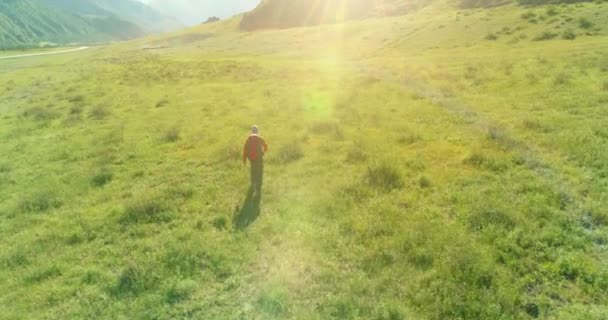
[240, 0, 425, 31]
[0, 0, 182, 49]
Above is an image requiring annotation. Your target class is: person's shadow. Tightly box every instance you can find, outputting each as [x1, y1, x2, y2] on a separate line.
[233, 187, 262, 230]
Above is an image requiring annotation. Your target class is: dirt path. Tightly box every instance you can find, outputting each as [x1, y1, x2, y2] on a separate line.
[0, 46, 89, 60]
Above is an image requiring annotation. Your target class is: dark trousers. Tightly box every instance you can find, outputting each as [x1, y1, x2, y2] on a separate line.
[250, 159, 264, 192]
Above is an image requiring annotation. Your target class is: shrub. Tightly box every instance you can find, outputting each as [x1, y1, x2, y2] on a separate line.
[20, 190, 62, 213]
[68, 95, 85, 103]
[113, 265, 159, 296]
[533, 31, 558, 41]
[419, 176, 432, 188]
[155, 98, 169, 108]
[165, 126, 181, 143]
[69, 105, 83, 115]
[120, 192, 172, 224]
[579, 17, 594, 29]
[22, 106, 59, 121]
[25, 266, 62, 283]
[562, 29, 577, 40]
[310, 121, 344, 140]
[484, 32, 498, 40]
[212, 216, 228, 230]
[257, 285, 290, 317]
[165, 279, 197, 304]
[468, 208, 516, 231]
[554, 72, 571, 86]
[89, 105, 109, 120]
[521, 12, 536, 20]
[345, 147, 367, 164]
[366, 164, 403, 191]
[275, 143, 304, 164]
[91, 170, 113, 187]
[397, 132, 421, 145]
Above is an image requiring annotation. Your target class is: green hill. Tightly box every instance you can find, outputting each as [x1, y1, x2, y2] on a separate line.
[0, 0, 181, 49]
[1, 1, 608, 319]
[240, 0, 426, 30]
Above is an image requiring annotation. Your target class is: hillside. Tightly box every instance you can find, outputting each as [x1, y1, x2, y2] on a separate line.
[0, 0, 99, 49]
[1, 1, 608, 319]
[240, 0, 424, 30]
[0, 0, 181, 49]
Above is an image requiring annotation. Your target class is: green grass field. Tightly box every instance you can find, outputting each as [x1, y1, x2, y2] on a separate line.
[1, 2, 608, 319]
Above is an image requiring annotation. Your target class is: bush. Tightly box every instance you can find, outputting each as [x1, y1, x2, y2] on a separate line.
[113, 265, 159, 296]
[554, 72, 571, 86]
[310, 121, 344, 140]
[275, 143, 304, 164]
[546, 7, 559, 16]
[165, 279, 197, 304]
[91, 170, 113, 187]
[20, 190, 62, 213]
[419, 176, 432, 188]
[89, 105, 109, 120]
[22, 106, 59, 121]
[521, 12, 536, 20]
[533, 31, 558, 41]
[579, 17, 594, 29]
[366, 164, 403, 191]
[484, 32, 498, 41]
[562, 29, 577, 40]
[120, 192, 172, 224]
[345, 147, 367, 164]
[155, 98, 169, 108]
[468, 208, 516, 231]
[165, 126, 181, 143]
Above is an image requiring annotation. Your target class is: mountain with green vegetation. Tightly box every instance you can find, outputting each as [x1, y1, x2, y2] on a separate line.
[240, 0, 599, 30]
[1, 0, 608, 319]
[0, 0, 181, 49]
[240, 0, 424, 30]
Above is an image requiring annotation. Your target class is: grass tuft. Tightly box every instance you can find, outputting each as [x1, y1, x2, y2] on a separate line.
[91, 170, 113, 187]
[19, 190, 62, 213]
[578, 17, 594, 29]
[120, 192, 172, 224]
[366, 164, 403, 191]
[164, 126, 181, 143]
[275, 143, 304, 164]
[89, 105, 109, 120]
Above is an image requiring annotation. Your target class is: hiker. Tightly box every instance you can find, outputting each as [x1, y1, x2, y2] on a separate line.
[243, 125, 268, 194]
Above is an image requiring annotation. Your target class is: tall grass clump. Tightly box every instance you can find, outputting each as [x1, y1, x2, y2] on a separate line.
[533, 31, 558, 41]
[578, 17, 594, 29]
[310, 121, 344, 140]
[275, 143, 304, 164]
[22, 106, 59, 121]
[164, 126, 181, 143]
[120, 191, 172, 224]
[366, 163, 403, 191]
[562, 29, 577, 40]
[112, 265, 160, 297]
[19, 190, 62, 213]
[89, 105, 109, 120]
[91, 169, 113, 187]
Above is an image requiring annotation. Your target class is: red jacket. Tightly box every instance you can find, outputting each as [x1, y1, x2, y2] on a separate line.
[243, 134, 268, 163]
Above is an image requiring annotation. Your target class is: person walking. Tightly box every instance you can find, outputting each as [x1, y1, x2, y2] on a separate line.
[243, 125, 268, 194]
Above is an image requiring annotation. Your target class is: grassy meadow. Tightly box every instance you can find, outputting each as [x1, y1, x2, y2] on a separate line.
[1, 2, 608, 319]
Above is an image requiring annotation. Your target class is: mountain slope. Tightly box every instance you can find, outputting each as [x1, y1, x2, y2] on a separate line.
[0, 0, 100, 49]
[240, 0, 429, 30]
[0, 0, 181, 49]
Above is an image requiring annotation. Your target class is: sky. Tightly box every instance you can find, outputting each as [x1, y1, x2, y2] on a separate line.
[139, 0, 260, 26]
